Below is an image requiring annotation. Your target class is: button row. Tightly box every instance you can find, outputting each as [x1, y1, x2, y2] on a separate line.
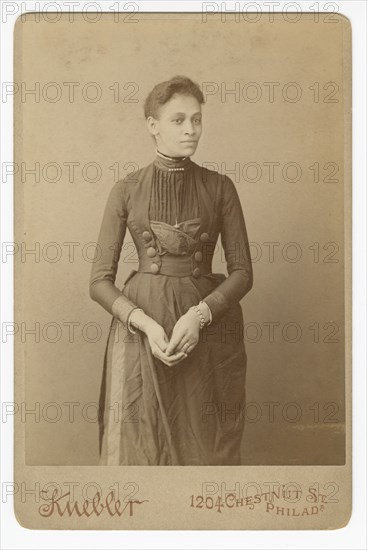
[146, 247, 204, 262]
[141, 229, 210, 277]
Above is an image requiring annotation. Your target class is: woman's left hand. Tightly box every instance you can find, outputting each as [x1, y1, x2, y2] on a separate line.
[166, 309, 201, 358]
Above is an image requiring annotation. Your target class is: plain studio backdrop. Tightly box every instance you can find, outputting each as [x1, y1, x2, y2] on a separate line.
[14, 12, 346, 465]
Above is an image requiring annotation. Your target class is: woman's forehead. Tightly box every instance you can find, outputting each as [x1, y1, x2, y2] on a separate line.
[160, 94, 202, 114]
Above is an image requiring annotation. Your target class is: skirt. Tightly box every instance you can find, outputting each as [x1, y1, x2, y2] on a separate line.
[98, 270, 248, 465]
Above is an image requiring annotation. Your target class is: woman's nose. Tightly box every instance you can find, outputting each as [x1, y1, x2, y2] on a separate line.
[184, 121, 195, 134]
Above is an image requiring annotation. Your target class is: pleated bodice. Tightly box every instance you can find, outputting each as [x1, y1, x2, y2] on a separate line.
[149, 150, 200, 228]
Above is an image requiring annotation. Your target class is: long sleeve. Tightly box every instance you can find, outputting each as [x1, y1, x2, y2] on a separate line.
[89, 178, 138, 324]
[202, 176, 253, 323]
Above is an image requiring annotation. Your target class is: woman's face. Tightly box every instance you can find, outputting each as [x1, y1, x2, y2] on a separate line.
[147, 93, 202, 157]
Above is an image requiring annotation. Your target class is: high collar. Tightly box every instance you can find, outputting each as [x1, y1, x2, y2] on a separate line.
[153, 148, 193, 172]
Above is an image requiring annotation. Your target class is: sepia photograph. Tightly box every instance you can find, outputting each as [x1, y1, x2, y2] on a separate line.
[11, 8, 353, 531]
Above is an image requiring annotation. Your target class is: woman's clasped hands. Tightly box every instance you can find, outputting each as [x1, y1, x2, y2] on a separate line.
[142, 309, 201, 367]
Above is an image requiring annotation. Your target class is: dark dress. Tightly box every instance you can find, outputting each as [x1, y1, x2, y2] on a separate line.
[89, 152, 253, 465]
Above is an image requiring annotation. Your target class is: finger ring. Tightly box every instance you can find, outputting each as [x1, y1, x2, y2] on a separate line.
[183, 343, 190, 354]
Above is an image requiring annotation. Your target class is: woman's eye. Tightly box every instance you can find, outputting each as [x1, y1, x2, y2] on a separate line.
[173, 119, 183, 123]
[194, 118, 202, 124]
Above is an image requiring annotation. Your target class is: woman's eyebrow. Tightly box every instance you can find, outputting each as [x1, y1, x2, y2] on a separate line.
[170, 112, 202, 116]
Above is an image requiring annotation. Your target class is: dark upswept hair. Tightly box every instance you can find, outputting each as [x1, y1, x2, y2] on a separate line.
[143, 75, 205, 119]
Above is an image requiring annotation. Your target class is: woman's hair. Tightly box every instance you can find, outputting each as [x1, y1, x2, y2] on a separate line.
[144, 75, 205, 119]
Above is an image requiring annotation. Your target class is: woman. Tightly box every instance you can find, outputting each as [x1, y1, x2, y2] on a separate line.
[89, 75, 253, 466]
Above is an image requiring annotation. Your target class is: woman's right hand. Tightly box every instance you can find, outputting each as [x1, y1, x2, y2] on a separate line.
[142, 318, 188, 367]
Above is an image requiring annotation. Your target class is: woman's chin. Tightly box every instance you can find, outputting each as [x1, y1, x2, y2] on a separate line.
[180, 144, 198, 155]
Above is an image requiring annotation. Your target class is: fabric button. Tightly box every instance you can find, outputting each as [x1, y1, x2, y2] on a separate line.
[150, 263, 160, 274]
[142, 230, 151, 241]
[193, 267, 201, 278]
[200, 232, 209, 242]
[194, 251, 203, 262]
[147, 246, 156, 257]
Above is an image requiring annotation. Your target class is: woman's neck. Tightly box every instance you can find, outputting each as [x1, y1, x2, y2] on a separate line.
[156, 148, 189, 161]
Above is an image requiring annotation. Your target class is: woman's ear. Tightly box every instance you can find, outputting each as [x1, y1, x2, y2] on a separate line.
[146, 116, 159, 138]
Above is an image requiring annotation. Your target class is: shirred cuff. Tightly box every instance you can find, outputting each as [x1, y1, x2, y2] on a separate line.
[111, 295, 140, 327]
